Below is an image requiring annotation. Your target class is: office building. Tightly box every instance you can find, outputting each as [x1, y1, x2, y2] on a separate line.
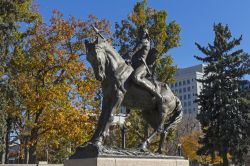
[170, 64, 205, 116]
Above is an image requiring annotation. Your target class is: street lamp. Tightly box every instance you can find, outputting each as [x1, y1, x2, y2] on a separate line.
[110, 105, 133, 149]
[177, 143, 182, 156]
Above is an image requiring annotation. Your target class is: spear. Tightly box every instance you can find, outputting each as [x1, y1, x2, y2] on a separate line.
[91, 24, 106, 40]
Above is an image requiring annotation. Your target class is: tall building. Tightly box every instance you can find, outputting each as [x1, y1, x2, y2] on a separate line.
[170, 64, 205, 116]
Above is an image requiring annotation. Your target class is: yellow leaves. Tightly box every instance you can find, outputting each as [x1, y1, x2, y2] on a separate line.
[3, 8, 110, 161]
[180, 131, 201, 161]
[39, 106, 94, 147]
[180, 131, 223, 164]
[129, 1, 147, 26]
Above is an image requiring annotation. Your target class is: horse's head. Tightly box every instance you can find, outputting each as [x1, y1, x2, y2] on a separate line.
[85, 37, 107, 81]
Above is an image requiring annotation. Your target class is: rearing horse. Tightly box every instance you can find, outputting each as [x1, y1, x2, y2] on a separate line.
[84, 37, 182, 153]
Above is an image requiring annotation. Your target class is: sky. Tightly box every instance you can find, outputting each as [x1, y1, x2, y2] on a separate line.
[35, 0, 250, 78]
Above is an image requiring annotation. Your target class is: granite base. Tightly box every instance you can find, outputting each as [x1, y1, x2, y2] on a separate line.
[64, 157, 189, 166]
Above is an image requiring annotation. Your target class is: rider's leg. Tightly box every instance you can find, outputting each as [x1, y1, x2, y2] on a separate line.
[132, 65, 162, 99]
[132, 65, 166, 133]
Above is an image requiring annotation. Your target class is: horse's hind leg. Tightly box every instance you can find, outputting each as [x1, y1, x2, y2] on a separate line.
[140, 103, 168, 151]
[156, 132, 167, 154]
[155, 105, 169, 154]
[157, 98, 183, 154]
[139, 114, 168, 152]
[140, 129, 159, 151]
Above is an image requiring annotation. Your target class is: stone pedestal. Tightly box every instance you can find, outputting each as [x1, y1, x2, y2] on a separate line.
[64, 157, 189, 166]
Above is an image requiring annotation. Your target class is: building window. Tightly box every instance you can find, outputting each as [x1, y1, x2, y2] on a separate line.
[184, 95, 186, 100]
[188, 94, 191, 99]
[188, 108, 192, 113]
[192, 85, 194, 89]
[183, 80, 186, 85]
[183, 87, 186, 92]
[188, 101, 191, 106]
[187, 79, 190, 84]
[184, 102, 187, 107]
[179, 96, 182, 100]
[179, 89, 182, 93]
[179, 81, 182, 86]
[193, 108, 196, 112]
[175, 83, 178, 87]
[187, 87, 191, 91]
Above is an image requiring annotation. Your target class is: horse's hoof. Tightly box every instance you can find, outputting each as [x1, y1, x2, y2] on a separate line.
[139, 143, 148, 152]
[79, 140, 104, 150]
[139, 147, 148, 152]
[155, 150, 163, 154]
[156, 148, 167, 154]
[78, 141, 92, 148]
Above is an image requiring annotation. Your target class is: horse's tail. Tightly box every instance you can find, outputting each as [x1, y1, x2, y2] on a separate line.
[164, 97, 183, 131]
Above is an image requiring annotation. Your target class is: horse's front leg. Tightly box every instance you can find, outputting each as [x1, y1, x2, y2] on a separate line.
[90, 89, 124, 146]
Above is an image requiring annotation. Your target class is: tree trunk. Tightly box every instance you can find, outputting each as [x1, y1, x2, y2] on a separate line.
[0, 113, 6, 164]
[4, 118, 11, 164]
[24, 139, 29, 164]
[222, 152, 229, 166]
[28, 127, 39, 164]
[28, 145, 37, 164]
[28, 108, 44, 164]
[1, 148, 5, 164]
[1, 126, 6, 164]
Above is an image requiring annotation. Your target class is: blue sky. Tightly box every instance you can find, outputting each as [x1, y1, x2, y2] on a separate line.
[36, 0, 250, 78]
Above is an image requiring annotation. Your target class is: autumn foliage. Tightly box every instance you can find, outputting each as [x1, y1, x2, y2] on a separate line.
[180, 131, 224, 165]
[0, 1, 111, 162]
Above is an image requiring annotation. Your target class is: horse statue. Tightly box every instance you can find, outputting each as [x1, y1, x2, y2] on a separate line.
[70, 32, 182, 159]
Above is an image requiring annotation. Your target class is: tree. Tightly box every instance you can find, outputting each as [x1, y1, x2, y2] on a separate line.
[112, 0, 181, 152]
[113, 0, 180, 84]
[125, 110, 146, 148]
[165, 114, 199, 156]
[7, 11, 111, 163]
[0, 0, 40, 163]
[195, 23, 250, 165]
[180, 131, 223, 165]
[0, 109, 6, 164]
[0, 0, 111, 163]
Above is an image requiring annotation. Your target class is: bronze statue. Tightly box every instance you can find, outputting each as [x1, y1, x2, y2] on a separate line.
[70, 26, 182, 159]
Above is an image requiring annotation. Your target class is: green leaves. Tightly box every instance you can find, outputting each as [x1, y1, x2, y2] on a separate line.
[195, 23, 250, 165]
[113, 0, 180, 83]
[155, 56, 177, 84]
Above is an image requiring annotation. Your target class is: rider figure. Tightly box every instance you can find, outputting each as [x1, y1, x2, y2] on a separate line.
[128, 25, 162, 101]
